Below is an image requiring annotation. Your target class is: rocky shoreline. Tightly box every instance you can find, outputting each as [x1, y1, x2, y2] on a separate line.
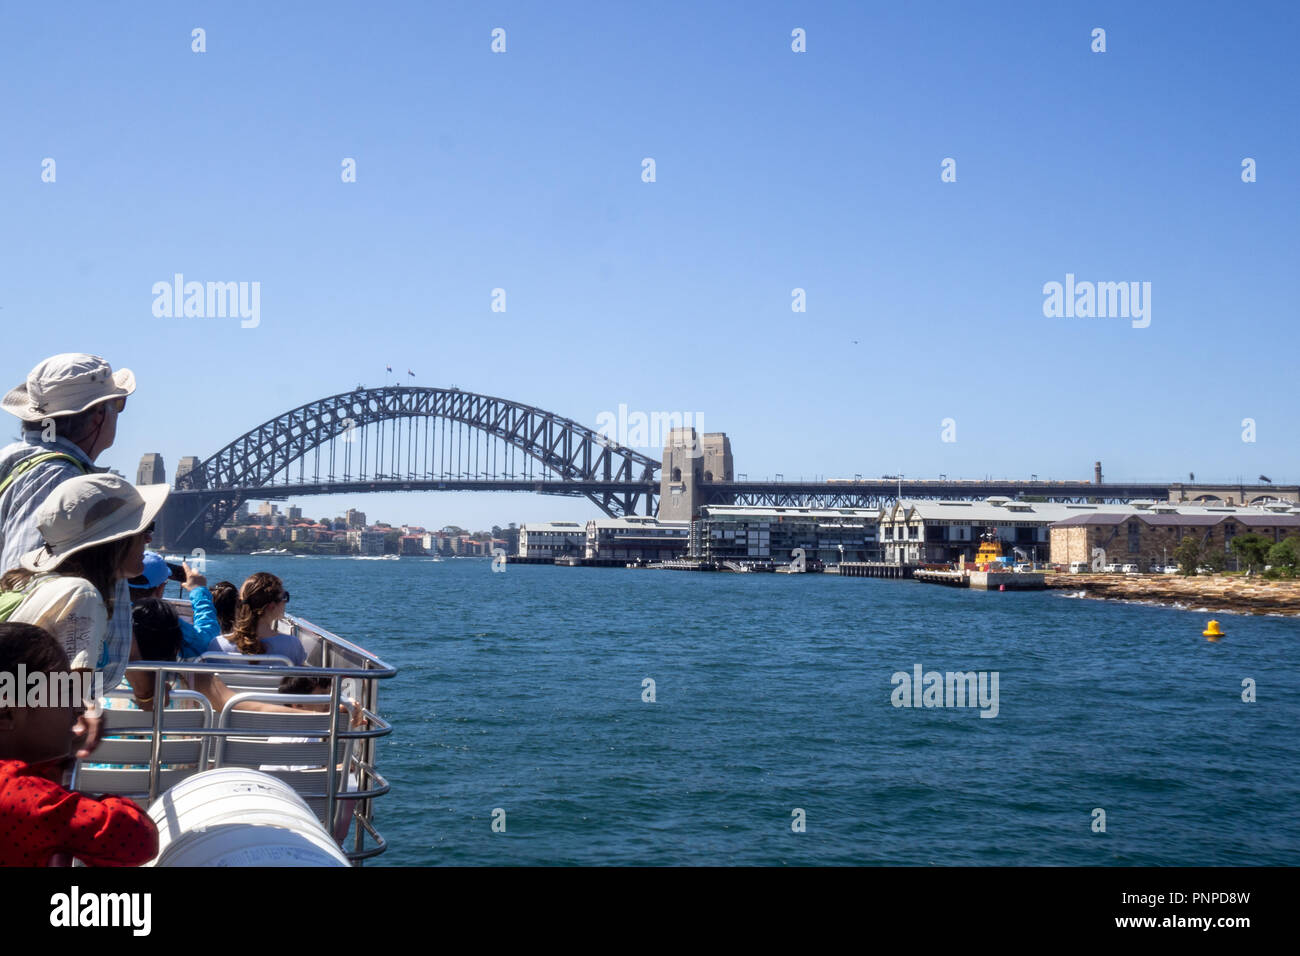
[1044, 573, 1300, 616]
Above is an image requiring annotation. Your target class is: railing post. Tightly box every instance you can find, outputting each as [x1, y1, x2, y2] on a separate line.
[325, 675, 341, 843]
[147, 666, 167, 804]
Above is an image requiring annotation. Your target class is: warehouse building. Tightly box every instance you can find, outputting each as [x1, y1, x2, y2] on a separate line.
[694, 505, 881, 565]
[1049, 500, 1300, 570]
[878, 498, 1128, 565]
[585, 516, 689, 561]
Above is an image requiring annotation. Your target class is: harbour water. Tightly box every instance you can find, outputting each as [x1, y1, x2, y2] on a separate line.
[201, 555, 1300, 866]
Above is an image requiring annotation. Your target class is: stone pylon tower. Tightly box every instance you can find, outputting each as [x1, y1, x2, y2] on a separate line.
[658, 429, 732, 523]
[176, 456, 201, 484]
[137, 453, 165, 486]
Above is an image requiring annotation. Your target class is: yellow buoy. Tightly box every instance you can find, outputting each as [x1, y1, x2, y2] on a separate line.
[1203, 620, 1225, 641]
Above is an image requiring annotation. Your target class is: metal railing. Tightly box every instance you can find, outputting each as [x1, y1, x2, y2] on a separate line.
[75, 607, 397, 865]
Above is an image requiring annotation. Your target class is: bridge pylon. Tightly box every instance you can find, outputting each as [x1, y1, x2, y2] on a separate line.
[658, 429, 733, 522]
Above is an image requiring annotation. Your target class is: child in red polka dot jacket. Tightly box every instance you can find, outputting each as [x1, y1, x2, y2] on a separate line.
[0, 622, 157, 866]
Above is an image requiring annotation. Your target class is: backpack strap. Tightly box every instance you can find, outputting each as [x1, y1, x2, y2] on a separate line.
[0, 573, 58, 623]
[0, 452, 91, 497]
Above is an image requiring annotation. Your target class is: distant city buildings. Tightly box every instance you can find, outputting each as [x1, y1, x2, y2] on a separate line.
[212, 501, 517, 557]
[347, 529, 386, 555]
[205, 490, 1300, 571]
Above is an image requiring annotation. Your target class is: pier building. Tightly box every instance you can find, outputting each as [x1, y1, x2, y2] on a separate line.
[693, 505, 881, 565]
[517, 521, 586, 558]
[878, 498, 1114, 565]
[584, 516, 689, 561]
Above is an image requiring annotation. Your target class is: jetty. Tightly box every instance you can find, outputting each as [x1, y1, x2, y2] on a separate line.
[840, 562, 916, 579]
[914, 568, 1046, 590]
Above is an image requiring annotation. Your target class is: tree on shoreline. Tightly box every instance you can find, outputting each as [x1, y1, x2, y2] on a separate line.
[1266, 536, 1300, 577]
[1173, 536, 1201, 576]
[1230, 533, 1272, 574]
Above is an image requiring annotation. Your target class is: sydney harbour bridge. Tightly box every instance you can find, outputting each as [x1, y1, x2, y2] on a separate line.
[153, 385, 1290, 551]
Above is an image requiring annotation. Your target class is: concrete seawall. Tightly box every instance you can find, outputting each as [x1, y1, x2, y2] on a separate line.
[913, 569, 1046, 590]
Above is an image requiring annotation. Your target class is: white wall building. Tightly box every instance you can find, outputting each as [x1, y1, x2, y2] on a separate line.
[518, 522, 586, 558]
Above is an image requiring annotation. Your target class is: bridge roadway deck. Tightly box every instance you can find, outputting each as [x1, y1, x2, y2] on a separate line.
[170, 478, 1178, 502]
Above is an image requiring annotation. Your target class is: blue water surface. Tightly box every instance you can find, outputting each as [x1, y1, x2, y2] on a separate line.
[201, 555, 1300, 866]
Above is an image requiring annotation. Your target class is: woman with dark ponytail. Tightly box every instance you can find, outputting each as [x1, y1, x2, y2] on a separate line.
[208, 580, 238, 634]
[206, 572, 306, 666]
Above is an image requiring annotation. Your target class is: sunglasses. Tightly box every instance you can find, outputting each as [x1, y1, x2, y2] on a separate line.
[108, 396, 127, 413]
[280, 591, 291, 603]
[141, 521, 155, 537]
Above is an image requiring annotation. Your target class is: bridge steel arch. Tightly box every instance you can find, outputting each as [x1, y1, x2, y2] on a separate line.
[168, 386, 660, 548]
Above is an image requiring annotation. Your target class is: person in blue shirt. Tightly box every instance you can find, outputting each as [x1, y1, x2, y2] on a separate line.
[127, 552, 220, 659]
[0, 354, 136, 574]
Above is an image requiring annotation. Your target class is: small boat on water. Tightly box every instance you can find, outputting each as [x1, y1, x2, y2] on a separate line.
[250, 547, 291, 556]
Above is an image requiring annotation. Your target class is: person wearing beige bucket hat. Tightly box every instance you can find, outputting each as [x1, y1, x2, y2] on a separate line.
[0, 353, 136, 575]
[0, 474, 167, 758]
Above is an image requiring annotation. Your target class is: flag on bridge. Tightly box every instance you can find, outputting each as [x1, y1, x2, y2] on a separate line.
[386, 365, 392, 372]
[408, 369, 415, 377]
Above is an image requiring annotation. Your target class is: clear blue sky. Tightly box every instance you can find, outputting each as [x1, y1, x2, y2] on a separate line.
[2, 1, 1296, 531]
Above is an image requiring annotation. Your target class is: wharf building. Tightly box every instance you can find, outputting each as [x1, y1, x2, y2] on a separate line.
[692, 505, 881, 565]
[1050, 500, 1300, 570]
[517, 522, 586, 558]
[584, 516, 689, 561]
[878, 497, 1085, 565]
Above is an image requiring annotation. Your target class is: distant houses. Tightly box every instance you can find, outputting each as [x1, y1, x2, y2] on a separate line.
[216, 502, 514, 556]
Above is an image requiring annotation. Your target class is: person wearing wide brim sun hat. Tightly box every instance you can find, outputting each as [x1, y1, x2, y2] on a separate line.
[0, 354, 136, 576]
[1, 474, 167, 758]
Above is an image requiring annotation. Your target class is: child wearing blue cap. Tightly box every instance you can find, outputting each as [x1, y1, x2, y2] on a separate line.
[127, 552, 219, 659]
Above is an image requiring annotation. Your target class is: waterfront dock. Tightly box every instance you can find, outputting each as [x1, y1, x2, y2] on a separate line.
[913, 568, 1046, 590]
[840, 562, 916, 579]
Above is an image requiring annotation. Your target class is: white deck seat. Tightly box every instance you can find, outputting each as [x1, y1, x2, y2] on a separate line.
[73, 689, 213, 801]
[200, 652, 296, 691]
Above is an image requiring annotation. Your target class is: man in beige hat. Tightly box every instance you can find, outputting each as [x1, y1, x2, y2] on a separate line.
[0, 354, 136, 574]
